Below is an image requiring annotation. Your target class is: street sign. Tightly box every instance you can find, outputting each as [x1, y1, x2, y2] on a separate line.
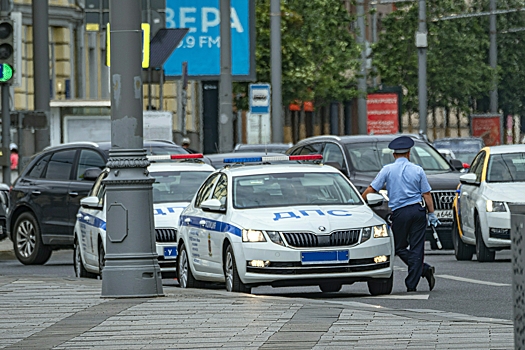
[106, 23, 151, 68]
[471, 114, 503, 146]
[249, 83, 271, 114]
[164, 0, 255, 80]
[367, 93, 400, 135]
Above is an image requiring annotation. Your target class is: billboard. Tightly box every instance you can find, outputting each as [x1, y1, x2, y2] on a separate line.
[471, 114, 503, 146]
[164, 0, 255, 80]
[367, 93, 400, 135]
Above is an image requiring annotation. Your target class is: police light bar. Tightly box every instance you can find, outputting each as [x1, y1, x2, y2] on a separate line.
[148, 153, 203, 161]
[223, 154, 322, 163]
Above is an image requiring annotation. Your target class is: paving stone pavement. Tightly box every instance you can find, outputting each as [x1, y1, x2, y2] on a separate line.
[0, 276, 514, 349]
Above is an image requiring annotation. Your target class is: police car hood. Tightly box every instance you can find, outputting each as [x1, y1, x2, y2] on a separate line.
[153, 202, 190, 228]
[483, 182, 525, 202]
[231, 205, 384, 233]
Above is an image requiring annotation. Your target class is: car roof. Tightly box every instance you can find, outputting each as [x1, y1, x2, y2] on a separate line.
[294, 134, 427, 145]
[434, 137, 484, 143]
[486, 144, 525, 155]
[149, 162, 215, 172]
[220, 163, 341, 176]
[43, 140, 186, 153]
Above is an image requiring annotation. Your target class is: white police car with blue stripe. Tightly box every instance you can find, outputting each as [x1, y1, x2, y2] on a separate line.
[177, 154, 394, 295]
[73, 154, 214, 279]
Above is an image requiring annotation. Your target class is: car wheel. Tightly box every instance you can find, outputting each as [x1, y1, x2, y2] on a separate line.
[224, 245, 251, 293]
[177, 243, 202, 288]
[475, 215, 495, 262]
[452, 217, 474, 261]
[74, 236, 96, 278]
[319, 282, 342, 293]
[98, 241, 105, 278]
[13, 212, 52, 265]
[367, 274, 393, 296]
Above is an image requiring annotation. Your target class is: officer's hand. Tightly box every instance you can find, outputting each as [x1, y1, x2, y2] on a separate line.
[427, 212, 441, 227]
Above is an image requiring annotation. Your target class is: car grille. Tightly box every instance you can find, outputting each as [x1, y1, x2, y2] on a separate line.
[155, 228, 177, 243]
[282, 230, 361, 248]
[431, 191, 456, 211]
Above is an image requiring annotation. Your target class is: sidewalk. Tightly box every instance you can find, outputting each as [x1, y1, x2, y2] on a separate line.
[0, 276, 514, 349]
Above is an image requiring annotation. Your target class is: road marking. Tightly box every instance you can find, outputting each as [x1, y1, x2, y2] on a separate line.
[364, 294, 430, 300]
[437, 274, 511, 287]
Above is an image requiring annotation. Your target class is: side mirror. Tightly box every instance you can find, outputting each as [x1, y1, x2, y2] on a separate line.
[201, 198, 225, 212]
[80, 196, 102, 210]
[366, 193, 384, 207]
[459, 173, 478, 185]
[450, 159, 464, 171]
[83, 168, 102, 181]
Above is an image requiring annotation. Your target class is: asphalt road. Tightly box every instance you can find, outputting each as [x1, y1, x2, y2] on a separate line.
[0, 244, 513, 321]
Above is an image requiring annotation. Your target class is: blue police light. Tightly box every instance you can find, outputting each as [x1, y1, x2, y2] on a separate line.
[223, 157, 263, 163]
[223, 155, 323, 164]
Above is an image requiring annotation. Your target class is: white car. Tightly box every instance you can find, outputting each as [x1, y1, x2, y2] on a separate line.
[73, 156, 214, 278]
[453, 145, 525, 262]
[177, 154, 394, 295]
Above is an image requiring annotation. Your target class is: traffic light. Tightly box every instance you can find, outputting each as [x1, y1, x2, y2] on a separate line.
[0, 19, 14, 83]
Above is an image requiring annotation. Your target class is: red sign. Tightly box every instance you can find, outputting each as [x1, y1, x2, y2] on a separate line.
[471, 115, 502, 146]
[367, 93, 399, 135]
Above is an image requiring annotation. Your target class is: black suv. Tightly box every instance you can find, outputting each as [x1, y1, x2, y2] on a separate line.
[286, 135, 463, 249]
[8, 140, 188, 265]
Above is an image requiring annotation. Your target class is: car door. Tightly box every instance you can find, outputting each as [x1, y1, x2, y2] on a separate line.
[460, 151, 486, 237]
[206, 173, 229, 274]
[322, 142, 349, 177]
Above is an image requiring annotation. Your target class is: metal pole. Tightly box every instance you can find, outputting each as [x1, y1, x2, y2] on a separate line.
[372, 1, 378, 89]
[159, 67, 164, 110]
[270, 0, 283, 142]
[219, 0, 233, 152]
[102, 0, 163, 298]
[489, 0, 498, 114]
[417, 0, 428, 135]
[357, 0, 368, 135]
[1, 85, 10, 185]
[32, 0, 50, 151]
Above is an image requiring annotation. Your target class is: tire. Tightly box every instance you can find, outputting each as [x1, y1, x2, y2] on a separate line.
[367, 274, 393, 296]
[224, 245, 251, 293]
[13, 212, 52, 265]
[177, 243, 203, 288]
[475, 215, 495, 262]
[74, 236, 96, 278]
[319, 282, 342, 293]
[452, 218, 474, 261]
[98, 241, 105, 278]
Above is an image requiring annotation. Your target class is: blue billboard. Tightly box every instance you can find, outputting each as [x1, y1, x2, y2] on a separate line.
[165, 0, 255, 80]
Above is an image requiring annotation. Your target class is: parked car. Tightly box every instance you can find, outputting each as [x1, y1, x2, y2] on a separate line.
[286, 135, 463, 249]
[233, 143, 293, 154]
[204, 152, 284, 169]
[8, 140, 189, 265]
[434, 137, 484, 166]
[74, 158, 214, 278]
[452, 145, 525, 262]
[0, 183, 9, 241]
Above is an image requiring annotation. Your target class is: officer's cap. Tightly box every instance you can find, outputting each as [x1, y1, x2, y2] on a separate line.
[388, 136, 414, 154]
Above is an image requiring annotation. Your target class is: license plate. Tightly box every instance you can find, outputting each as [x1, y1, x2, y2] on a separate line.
[301, 250, 349, 265]
[163, 246, 177, 259]
[435, 210, 453, 219]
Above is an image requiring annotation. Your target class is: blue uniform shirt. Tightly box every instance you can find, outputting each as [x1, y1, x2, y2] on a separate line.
[370, 157, 432, 211]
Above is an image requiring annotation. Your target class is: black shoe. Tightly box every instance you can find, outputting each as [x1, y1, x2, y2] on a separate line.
[423, 266, 435, 291]
[407, 288, 417, 292]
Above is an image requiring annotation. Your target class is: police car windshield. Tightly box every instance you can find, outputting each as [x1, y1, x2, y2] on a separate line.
[345, 142, 451, 173]
[233, 172, 363, 209]
[151, 171, 212, 203]
[487, 153, 525, 183]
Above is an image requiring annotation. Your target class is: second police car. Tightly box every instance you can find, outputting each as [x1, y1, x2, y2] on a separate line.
[73, 154, 214, 278]
[177, 154, 395, 295]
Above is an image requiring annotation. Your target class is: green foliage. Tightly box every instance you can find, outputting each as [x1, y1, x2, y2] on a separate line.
[234, 0, 360, 111]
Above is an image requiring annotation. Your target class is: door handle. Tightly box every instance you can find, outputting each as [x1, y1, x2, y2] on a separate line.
[31, 190, 41, 195]
[76, 213, 82, 218]
[199, 220, 206, 226]
[69, 192, 79, 197]
[184, 218, 191, 224]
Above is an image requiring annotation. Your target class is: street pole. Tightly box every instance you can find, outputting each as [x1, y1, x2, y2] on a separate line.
[1, 0, 9, 185]
[489, 0, 498, 114]
[32, 0, 50, 151]
[356, 0, 368, 135]
[417, 0, 428, 135]
[270, 0, 283, 143]
[219, 0, 233, 152]
[371, 1, 378, 89]
[102, 0, 163, 298]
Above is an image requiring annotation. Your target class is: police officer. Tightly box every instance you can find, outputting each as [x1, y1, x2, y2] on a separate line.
[362, 136, 440, 292]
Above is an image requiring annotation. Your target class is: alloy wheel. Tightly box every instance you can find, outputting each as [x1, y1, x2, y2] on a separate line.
[16, 220, 36, 258]
[178, 249, 188, 288]
[225, 250, 234, 292]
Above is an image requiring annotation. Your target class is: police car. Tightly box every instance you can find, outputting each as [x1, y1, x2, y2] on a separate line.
[177, 155, 394, 295]
[73, 154, 214, 278]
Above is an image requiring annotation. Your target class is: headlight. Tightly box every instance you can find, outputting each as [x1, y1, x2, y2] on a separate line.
[379, 190, 389, 201]
[266, 231, 284, 246]
[486, 200, 507, 212]
[361, 227, 371, 243]
[373, 224, 389, 238]
[242, 229, 266, 242]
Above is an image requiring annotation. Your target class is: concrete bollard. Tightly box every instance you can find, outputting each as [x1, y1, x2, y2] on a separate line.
[510, 203, 525, 349]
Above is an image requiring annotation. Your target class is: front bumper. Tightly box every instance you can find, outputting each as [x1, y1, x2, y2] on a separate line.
[233, 237, 393, 286]
[156, 242, 178, 276]
[483, 211, 511, 248]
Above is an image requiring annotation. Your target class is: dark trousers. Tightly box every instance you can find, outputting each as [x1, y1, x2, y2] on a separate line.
[391, 203, 431, 290]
